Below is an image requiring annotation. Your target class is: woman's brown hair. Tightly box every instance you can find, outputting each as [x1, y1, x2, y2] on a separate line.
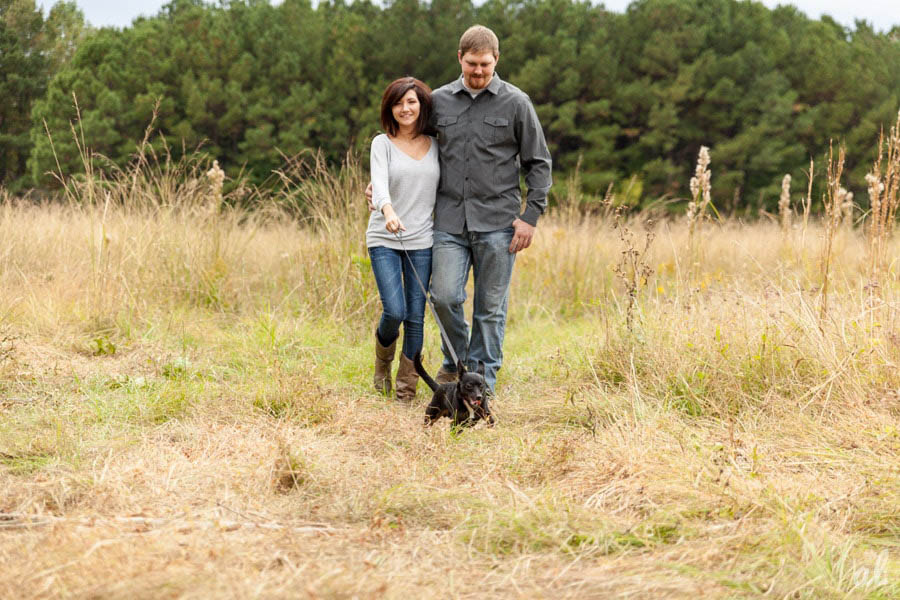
[380, 77, 436, 137]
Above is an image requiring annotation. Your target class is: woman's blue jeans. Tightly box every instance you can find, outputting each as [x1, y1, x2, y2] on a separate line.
[368, 246, 432, 359]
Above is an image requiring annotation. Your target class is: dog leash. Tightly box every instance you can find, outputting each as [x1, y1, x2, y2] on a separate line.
[394, 232, 462, 368]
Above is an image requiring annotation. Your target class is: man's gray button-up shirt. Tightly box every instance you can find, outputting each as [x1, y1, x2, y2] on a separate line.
[432, 74, 552, 234]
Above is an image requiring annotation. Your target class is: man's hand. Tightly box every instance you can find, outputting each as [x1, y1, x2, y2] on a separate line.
[509, 218, 535, 253]
[365, 182, 375, 212]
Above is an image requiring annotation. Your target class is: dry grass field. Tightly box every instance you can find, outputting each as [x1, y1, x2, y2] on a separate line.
[1, 153, 899, 598]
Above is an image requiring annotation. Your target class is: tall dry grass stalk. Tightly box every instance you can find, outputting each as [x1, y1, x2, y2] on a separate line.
[555, 154, 584, 224]
[610, 206, 654, 331]
[273, 150, 368, 237]
[801, 157, 814, 246]
[820, 141, 846, 319]
[865, 110, 900, 282]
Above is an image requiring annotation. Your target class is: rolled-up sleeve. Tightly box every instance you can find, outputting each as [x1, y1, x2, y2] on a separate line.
[516, 99, 553, 227]
[370, 136, 392, 212]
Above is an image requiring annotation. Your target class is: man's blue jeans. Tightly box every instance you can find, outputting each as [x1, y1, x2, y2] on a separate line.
[430, 227, 516, 391]
[368, 246, 432, 359]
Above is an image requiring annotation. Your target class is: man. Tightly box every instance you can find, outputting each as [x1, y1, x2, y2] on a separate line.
[371, 25, 552, 394]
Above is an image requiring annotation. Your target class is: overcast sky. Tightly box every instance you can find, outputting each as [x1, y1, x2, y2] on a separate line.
[35, 0, 900, 31]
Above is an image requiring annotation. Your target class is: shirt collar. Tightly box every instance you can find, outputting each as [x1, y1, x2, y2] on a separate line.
[451, 73, 503, 96]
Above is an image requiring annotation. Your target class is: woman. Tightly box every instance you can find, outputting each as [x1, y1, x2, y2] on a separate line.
[367, 77, 438, 401]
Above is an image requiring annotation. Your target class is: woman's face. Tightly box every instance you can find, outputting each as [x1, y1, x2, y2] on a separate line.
[392, 89, 420, 131]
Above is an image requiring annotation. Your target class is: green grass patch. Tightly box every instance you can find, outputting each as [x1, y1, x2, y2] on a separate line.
[84, 377, 197, 426]
[0, 451, 55, 475]
[375, 483, 492, 530]
[251, 376, 334, 425]
[460, 498, 617, 557]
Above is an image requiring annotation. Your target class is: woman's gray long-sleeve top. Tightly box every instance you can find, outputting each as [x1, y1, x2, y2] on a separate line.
[366, 134, 439, 250]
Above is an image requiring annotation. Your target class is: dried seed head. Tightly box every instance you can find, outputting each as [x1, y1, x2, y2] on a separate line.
[866, 173, 884, 195]
[691, 146, 712, 206]
[686, 200, 698, 222]
[206, 160, 225, 200]
[687, 145, 712, 245]
[696, 146, 710, 173]
[779, 174, 792, 232]
[837, 187, 853, 224]
[780, 174, 791, 196]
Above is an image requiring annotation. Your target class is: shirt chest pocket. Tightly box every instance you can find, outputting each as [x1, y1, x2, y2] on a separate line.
[436, 116, 458, 146]
[483, 116, 511, 144]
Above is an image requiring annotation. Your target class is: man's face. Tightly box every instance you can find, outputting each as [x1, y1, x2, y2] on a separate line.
[458, 50, 498, 90]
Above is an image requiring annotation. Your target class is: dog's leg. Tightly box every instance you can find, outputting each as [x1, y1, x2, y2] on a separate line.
[424, 396, 443, 425]
[453, 400, 479, 428]
[483, 397, 495, 427]
[425, 390, 455, 426]
[464, 399, 475, 423]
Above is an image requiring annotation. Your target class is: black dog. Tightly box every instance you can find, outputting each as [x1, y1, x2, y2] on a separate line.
[414, 352, 494, 428]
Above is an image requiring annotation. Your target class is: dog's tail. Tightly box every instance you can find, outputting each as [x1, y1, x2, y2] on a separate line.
[413, 352, 439, 392]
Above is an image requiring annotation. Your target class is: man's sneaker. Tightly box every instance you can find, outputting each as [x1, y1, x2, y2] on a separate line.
[435, 367, 458, 384]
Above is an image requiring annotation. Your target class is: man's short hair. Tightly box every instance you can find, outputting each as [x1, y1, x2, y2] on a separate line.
[459, 25, 499, 58]
[379, 77, 435, 137]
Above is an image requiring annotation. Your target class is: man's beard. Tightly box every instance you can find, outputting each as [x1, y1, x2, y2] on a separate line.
[467, 75, 488, 89]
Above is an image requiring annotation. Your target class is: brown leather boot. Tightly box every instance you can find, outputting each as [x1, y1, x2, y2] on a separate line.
[395, 353, 419, 402]
[435, 366, 458, 384]
[374, 334, 396, 394]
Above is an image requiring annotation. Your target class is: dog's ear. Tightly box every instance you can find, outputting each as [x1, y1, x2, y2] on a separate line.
[456, 360, 467, 376]
[477, 361, 485, 377]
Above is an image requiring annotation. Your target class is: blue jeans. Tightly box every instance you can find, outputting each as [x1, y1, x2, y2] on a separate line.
[430, 227, 516, 391]
[368, 246, 432, 359]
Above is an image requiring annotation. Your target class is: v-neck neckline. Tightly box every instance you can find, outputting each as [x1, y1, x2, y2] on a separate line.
[387, 135, 433, 162]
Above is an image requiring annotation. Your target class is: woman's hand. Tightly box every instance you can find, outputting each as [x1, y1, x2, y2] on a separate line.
[382, 204, 406, 234]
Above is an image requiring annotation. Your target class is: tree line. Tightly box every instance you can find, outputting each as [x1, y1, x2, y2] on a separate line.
[1, 0, 88, 190]
[3, 0, 900, 211]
